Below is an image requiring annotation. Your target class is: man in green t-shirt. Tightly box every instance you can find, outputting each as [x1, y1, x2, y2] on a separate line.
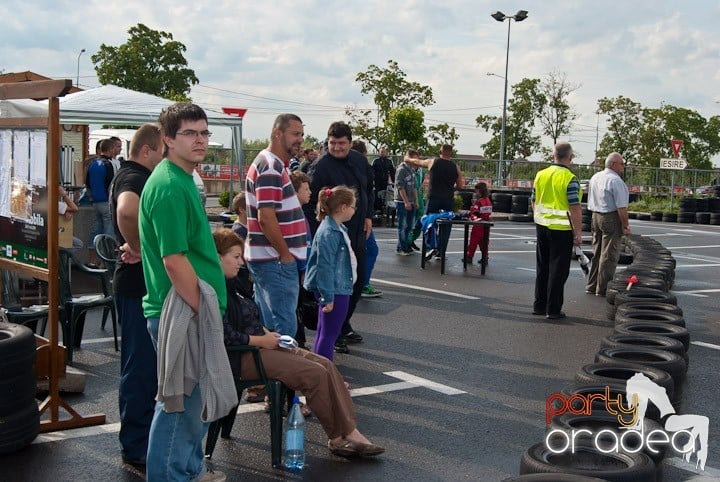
[139, 102, 227, 482]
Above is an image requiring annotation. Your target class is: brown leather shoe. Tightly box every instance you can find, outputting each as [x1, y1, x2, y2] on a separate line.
[328, 438, 385, 457]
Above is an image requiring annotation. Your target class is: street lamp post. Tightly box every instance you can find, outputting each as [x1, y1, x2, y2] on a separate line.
[491, 9, 528, 186]
[76, 49, 86, 88]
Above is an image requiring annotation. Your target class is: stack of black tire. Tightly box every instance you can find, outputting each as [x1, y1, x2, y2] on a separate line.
[515, 234, 690, 481]
[492, 192, 513, 213]
[0, 322, 40, 454]
[709, 198, 720, 225]
[581, 206, 591, 232]
[509, 194, 533, 222]
[677, 197, 696, 224]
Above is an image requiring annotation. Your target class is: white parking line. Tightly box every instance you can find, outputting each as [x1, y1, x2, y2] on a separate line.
[691, 341, 720, 350]
[81, 336, 120, 345]
[370, 279, 480, 300]
[32, 371, 465, 444]
[673, 289, 720, 298]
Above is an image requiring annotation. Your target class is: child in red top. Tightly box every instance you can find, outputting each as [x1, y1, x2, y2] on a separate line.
[466, 182, 492, 263]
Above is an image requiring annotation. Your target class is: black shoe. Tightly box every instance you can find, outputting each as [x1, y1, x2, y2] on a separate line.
[122, 456, 146, 467]
[546, 312, 566, 320]
[423, 249, 437, 261]
[410, 242, 420, 251]
[344, 331, 363, 343]
[334, 339, 349, 353]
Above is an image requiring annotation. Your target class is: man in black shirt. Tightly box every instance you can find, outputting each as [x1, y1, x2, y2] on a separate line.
[308, 122, 374, 353]
[407, 145, 464, 259]
[108, 124, 164, 466]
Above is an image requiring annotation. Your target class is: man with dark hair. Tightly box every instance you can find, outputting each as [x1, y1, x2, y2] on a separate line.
[531, 141, 583, 320]
[139, 102, 230, 482]
[109, 124, 164, 468]
[406, 144, 464, 260]
[245, 113, 307, 337]
[299, 148, 319, 173]
[109, 136, 123, 171]
[309, 121, 374, 353]
[372, 147, 395, 214]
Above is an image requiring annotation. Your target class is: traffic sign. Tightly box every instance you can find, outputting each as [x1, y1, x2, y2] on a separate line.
[671, 139, 684, 158]
[660, 158, 688, 169]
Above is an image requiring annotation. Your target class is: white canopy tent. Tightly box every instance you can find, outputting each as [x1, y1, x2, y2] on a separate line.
[54, 85, 244, 182]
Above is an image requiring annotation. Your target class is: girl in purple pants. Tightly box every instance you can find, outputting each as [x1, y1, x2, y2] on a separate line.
[303, 186, 357, 360]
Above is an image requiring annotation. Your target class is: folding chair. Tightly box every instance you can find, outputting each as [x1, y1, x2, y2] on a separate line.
[1, 270, 52, 335]
[204, 345, 294, 468]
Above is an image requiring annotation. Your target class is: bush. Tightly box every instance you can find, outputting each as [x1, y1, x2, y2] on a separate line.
[628, 195, 677, 213]
[218, 191, 230, 209]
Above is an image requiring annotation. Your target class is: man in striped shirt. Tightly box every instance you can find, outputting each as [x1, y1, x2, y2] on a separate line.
[245, 114, 307, 336]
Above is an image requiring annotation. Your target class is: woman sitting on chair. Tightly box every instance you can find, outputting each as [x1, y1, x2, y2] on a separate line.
[212, 228, 384, 458]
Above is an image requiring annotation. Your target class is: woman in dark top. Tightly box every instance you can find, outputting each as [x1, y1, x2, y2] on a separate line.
[213, 228, 384, 458]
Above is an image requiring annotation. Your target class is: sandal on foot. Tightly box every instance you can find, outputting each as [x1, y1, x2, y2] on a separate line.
[328, 438, 385, 458]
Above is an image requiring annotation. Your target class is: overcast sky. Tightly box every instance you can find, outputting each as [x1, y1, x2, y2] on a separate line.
[2, 0, 719, 164]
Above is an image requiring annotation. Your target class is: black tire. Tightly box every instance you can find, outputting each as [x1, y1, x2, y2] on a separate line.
[548, 412, 666, 465]
[615, 310, 685, 327]
[566, 383, 662, 422]
[696, 212, 711, 224]
[582, 223, 591, 232]
[601, 333, 687, 363]
[661, 212, 677, 223]
[650, 211, 663, 221]
[615, 301, 682, 318]
[0, 323, 36, 374]
[509, 214, 533, 222]
[575, 362, 674, 403]
[614, 289, 677, 309]
[628, 212, 638, 219]
[0, 402, 40, 455]
[636, 213, 651, 221]
[677, 212, 695, 224]
[519, 442, 656, 481]
[0, 370, 37, 417]
[614, 322, 690, 351]
[617, 252, 633, 265]
[711, 213, 720, 225]
[594, 347, 686, 401]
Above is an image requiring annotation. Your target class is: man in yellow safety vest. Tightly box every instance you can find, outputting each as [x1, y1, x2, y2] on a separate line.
[531, 142, 583, 320]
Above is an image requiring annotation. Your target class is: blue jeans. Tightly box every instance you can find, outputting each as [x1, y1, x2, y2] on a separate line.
[247, 259, 299, 336]
[364, 231, 378, 286]
[117, 294, 157, 462]
[89, 201, 113, 246]
[146, 317, 209, 482]
[396, 203, 415, 252]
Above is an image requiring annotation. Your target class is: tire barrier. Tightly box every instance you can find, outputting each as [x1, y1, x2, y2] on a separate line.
[614, 301, 682, 320]
[594, 347, 686, 402]
[519, 442, 656, 481]
[503, 473, 611, 481]
[606, 287, 677, 319]
[575, 362, 675, 406]
[614, 310, 685, 327]
[561, 382, 662, 421]
[613, 322, 690, 352]
[491, 193, 512, 213]
[600, 333, 687, 364]
[547, 412, 666, 466]
[511, 195, 530, 214]
[695, 212, 711, 225]
[0, 322, 40, 454]
[661, 212, 677, 223]
[650, 211, 663, 221]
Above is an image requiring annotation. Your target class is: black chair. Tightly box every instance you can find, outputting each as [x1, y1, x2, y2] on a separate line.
[204, 345, 294, 468]
[58, 248, 118, 363]
[93, 234, 120, 279]
[1, 269, 52, 335]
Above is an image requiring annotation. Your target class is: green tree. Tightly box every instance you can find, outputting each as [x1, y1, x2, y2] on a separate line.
[243, 138, 269, 150]
[384, 106, 426, 153]
[427, 123, 460, 153]
[346, 60, 435, 152]
[92, 23, 198, 101]
[476, 78, 543, 159]
[596, 96, 644, 163]
[538, 71, 579, 145]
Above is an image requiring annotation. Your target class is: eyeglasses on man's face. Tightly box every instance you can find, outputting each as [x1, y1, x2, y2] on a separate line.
[177, 129, 212, 139]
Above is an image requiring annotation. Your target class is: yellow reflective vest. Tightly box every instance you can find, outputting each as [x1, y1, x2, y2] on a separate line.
[532, 164, 581, 231]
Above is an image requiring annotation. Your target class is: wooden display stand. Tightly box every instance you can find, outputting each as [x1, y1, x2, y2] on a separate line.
[0, 80, 105, 431]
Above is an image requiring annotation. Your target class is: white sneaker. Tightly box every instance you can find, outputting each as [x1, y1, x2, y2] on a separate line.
[201, 470, 227, 482]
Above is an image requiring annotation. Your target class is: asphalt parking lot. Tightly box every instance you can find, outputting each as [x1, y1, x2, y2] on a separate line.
[3, 219, 720, 481]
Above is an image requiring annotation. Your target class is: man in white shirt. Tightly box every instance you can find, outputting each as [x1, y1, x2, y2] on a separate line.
[586, 152, 631, 296]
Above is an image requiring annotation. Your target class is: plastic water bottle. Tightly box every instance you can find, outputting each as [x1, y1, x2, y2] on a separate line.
[284, 396, 306, 471]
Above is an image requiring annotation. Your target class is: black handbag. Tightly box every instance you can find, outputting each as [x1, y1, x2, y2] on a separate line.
[296, 287, 319, 330]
